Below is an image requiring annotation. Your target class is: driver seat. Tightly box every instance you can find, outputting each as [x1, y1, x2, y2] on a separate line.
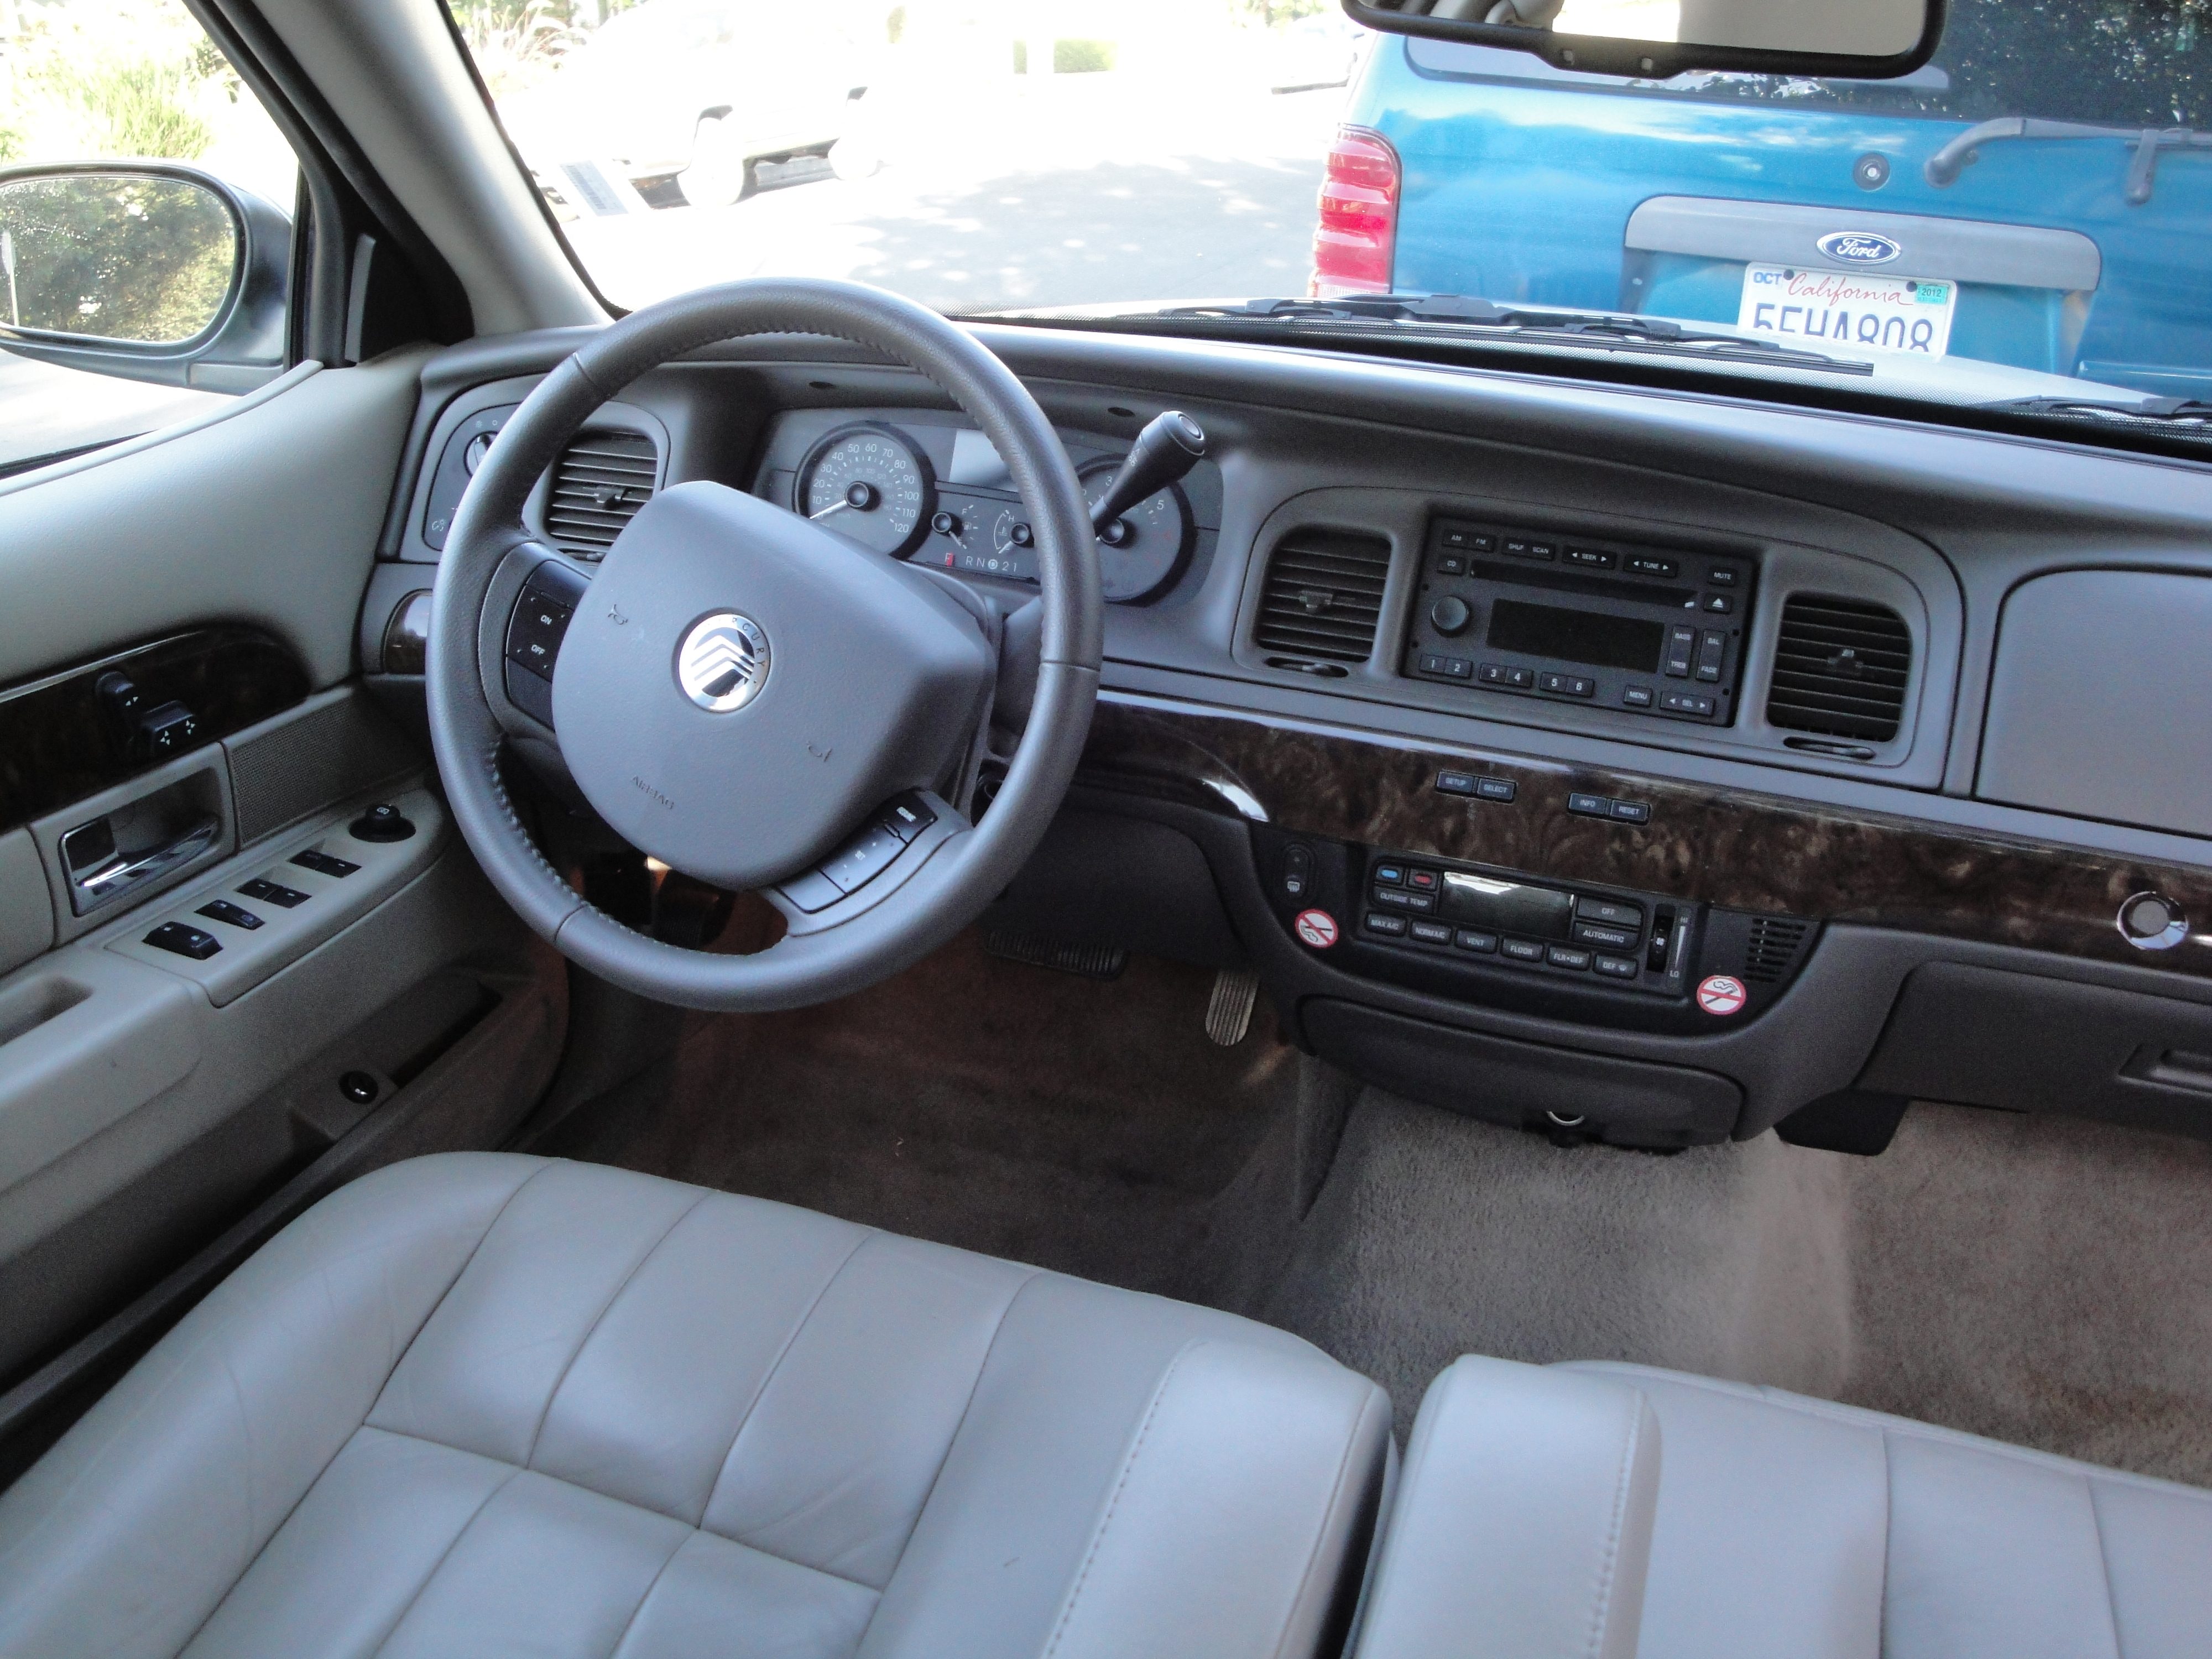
[0, 1155, 1392, 1658]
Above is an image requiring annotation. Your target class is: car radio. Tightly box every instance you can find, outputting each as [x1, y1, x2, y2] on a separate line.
[1402, 517, 1753, 725]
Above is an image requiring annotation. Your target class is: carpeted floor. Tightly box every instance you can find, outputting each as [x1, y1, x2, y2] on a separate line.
[538, 935, 2212, 1488]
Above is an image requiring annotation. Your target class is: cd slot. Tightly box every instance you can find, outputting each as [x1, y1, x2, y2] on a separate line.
[1460, 557, 1696, 610]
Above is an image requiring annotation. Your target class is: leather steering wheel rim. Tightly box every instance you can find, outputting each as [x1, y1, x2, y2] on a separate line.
[426, 278, 1102, 1011]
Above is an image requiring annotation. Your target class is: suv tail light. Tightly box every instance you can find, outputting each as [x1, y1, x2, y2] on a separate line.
[1310, 126, 1401, 298]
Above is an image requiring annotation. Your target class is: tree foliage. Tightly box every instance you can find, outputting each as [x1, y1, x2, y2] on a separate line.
[0, 172, 232, 341]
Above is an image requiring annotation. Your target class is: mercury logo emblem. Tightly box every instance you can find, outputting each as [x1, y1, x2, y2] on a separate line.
[676, 612, 770, 712]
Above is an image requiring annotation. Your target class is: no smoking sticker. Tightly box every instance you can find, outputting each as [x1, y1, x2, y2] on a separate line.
[1697, 974, 1748, 1016]
[1294, 909, 1340, 950]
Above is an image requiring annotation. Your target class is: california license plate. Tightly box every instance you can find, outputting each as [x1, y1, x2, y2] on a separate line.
[1738, 263, 1956, 357]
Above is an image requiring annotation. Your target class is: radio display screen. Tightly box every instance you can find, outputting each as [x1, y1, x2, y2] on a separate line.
[1486, 599, 1665, 673]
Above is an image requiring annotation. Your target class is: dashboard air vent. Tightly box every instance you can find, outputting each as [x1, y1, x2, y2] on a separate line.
[1766, 594, 1911, 743]
[1743, 915, 1812, 984]
[546, 430, 659, 559]
[1254, 529, 1392, 665]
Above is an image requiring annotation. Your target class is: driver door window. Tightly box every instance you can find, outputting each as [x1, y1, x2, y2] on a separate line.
[0, 0, 298, 474]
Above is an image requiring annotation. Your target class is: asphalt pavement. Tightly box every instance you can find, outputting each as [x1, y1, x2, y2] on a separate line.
[565, 77, 1348, 314]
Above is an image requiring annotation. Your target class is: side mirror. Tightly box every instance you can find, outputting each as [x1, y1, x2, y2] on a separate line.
[1341, 0, 1943, 82]
[0, 163, 290, 393]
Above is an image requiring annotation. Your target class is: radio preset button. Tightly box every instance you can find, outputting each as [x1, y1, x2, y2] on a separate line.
[1538, 672, 1595, 697]
[1418, 653, 1473, 679]
[1478, 662, 1536, 688]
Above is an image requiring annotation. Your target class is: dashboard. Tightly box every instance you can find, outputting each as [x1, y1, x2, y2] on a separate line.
[361, 321, 2212, 1154]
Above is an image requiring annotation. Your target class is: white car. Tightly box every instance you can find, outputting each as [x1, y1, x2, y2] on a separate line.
[1258, 9, 1370, 93]
[504, 0, 892, 208]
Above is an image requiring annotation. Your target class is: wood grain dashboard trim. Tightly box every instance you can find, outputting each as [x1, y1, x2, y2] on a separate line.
[1082, 693, 2212, 980]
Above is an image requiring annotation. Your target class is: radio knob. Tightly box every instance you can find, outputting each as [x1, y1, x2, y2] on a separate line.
[1430, 596, 1473, 637]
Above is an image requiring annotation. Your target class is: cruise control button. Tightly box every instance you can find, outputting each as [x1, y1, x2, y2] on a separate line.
[878, 795, 938, 843]
[1455, 928, 1500, 954]
[1409, 919, 1455, 947]
[1594, 953, 1641, 979]
[1364, 910, 1409, 937]
[1546, 945, 1593, 971]
[818, 823, 905, 894]
[145, 921, 222, 959]
[1500, 937, 1546, 963]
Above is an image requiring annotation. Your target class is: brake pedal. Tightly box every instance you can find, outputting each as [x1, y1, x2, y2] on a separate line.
[1205, 968, 1260, 1046]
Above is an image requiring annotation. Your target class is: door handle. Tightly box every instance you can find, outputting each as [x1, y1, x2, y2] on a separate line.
[63, 815, 221, 916]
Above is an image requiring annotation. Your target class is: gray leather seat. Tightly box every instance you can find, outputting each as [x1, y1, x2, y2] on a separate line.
[0, 1154, 1392, 1659]
[1354, 1355, 2212, 1659]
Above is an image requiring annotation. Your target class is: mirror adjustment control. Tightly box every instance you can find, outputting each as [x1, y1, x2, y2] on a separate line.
[196, 900, 264, 931]
[349, 804, 416, 843]
[238, 877, 310, 908]
[145, 921, 222, 959]
[290, 848, 361, 878]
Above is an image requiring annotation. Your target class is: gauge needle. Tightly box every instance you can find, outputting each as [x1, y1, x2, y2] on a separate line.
[810, 500, 852, 520]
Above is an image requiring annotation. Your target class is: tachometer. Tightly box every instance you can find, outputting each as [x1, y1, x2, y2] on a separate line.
[1081, 458, 1196, 603]
[796, 423, 936, 558]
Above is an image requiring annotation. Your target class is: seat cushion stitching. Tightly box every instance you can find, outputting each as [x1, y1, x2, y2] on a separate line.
[2086, 1477, 2126, 1659]
[846, 1265, 1045, 1642]
[1583, 1397, 1645, 1659]
[1041, 1339, 1199, 1659]
[358, 1426, 882, 1592]
[361, 1459, 525, 1659]
[586, 1508, 697, 1659]
[522, 1184, 713, 1470]
[164, 1161, 552, 1655]
[695, 1226, 880, 1532]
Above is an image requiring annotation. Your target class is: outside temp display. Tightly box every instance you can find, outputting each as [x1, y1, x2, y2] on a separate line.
[1485, 599, 1665, 674]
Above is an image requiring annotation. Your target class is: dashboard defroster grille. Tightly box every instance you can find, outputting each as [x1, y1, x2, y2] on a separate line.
[1766, 594, 1911, 743]
[546, 430, 659, 559]
[1743, 915, 1813, 984]
[1254, 529, 1392, 665]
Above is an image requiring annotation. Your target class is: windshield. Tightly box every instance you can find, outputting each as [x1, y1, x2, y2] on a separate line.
[453, 0, 2212, 435]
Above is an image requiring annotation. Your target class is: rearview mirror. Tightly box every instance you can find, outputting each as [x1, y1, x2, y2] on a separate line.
[0, 164, 290, 392]
[1341, 0, 1942, 82]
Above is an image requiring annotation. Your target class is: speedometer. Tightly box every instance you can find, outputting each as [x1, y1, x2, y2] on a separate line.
[1081, 458, 1196, 603]
[796, 423, 936, 558]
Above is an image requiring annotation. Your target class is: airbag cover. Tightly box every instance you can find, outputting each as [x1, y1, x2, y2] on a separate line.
[551, 482, 990, 889]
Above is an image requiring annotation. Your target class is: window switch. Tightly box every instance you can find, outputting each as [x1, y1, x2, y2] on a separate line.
[196, 900, 264, 931]
[145, 921, 221, 959]
[290, 848, 361, 878]
[238, 877, 311, 908]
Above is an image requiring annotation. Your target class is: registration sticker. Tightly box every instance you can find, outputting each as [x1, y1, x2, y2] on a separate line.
[1738, 264, 1955, 357]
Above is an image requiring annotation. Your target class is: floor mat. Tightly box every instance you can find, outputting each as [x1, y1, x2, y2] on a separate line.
[539, 938, 2212, 1486]
[537, 931, 1297, 1298]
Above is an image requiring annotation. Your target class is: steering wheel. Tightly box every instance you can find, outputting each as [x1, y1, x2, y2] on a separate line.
[426, 280, 1102, 1010]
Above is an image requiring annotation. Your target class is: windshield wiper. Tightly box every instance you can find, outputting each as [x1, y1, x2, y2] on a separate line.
[1984, 394, 2212, 427]
[1140, 295, 1858, 370]
[1924, 118, 2211, 204]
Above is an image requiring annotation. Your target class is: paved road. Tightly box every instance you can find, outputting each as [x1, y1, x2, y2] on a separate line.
[567, 77, 1348, 314]
[0, 351, 222, 474]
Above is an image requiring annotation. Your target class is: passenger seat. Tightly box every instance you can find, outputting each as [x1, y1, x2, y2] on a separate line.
[1354, 1355, 2212, 1658]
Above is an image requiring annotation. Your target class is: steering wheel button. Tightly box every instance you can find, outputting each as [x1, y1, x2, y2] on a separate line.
[877, 794, 938, 844]
[820, 823, 906, 895]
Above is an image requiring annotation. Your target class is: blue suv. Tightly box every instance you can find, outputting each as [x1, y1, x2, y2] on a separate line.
[1316, 2, 2212, 398]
